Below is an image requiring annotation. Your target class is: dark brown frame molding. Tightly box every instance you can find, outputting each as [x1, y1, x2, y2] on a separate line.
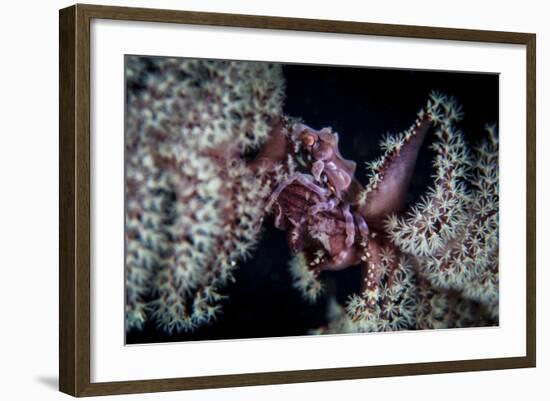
[59, 3, 536, 397]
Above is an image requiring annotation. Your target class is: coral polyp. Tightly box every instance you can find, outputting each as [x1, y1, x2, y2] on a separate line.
[125, 57, 284, 333]
[125, 56, 498, 340]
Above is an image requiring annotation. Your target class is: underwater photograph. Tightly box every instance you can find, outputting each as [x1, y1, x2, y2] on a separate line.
[124, 55, 499, 345]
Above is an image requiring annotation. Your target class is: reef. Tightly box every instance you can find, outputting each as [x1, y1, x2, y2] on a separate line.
[125, 57, 284, 333]
[125, 56, 498, 337]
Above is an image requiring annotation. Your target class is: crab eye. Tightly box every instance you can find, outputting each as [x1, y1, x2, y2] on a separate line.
[300, 132, 316, 147]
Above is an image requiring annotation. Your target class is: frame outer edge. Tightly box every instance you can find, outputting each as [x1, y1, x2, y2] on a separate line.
[58, 3, 537, 396]
[525, 33, 536, 367]
[60, 4, 93, 397]
[59, 5, 77, 397]
[75, 3, 93, 397]
[75, 3, 533, 43]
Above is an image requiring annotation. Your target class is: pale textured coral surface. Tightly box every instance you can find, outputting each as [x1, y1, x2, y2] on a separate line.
[125, 57, 284, 333]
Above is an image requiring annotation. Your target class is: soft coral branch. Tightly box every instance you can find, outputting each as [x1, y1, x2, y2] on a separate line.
[125, 57, 285, 334]
[358, 115, 432, 223]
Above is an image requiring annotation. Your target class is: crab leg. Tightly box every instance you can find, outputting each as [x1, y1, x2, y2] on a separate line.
[309, 198, 338, 215]
[353, 212, 369, 247]
[268, 172, 330, 208]
[311, 160, 325, 182]
[342, 205, 355, 247]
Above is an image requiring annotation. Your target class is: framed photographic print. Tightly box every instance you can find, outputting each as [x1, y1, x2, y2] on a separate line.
[59, 3, 536, 397]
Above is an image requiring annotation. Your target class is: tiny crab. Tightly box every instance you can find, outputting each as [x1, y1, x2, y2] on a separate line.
[266, 122, 371, 272]
[253, 112, 432, 297]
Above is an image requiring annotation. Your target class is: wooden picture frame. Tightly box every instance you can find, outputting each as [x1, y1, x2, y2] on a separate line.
[59, 3, 536, 397]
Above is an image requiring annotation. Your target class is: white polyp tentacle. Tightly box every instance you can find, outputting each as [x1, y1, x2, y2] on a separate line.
[343, 205, 355, 248]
